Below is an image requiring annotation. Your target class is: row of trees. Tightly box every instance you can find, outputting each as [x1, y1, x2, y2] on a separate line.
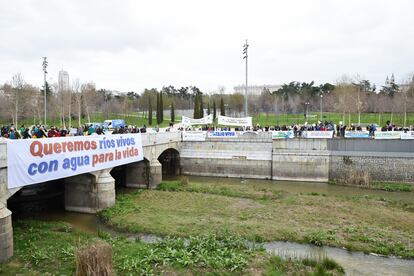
[0, 73, 141, 127]
[1, 73, 413, 127]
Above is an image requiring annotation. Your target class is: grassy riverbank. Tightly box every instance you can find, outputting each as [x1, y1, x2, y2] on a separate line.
[328, 180, 413, 192]
[99, 179, 414, 258]
[0, 220, 343, 275]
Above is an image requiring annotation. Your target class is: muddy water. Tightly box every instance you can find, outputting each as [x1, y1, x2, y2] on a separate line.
[14, 177, 414, 275]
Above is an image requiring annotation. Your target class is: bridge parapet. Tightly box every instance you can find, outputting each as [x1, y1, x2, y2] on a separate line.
[141, 132, 182, 146]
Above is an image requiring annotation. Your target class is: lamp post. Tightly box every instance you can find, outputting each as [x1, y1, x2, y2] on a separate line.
[42, 57, 48, 126]
[243, 40, 249, 117]
[320, 94, 323, 121]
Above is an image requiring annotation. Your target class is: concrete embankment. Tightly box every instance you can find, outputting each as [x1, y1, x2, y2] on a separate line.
[180, 133, 414, 183]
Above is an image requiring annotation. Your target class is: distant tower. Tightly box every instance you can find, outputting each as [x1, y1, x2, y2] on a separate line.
[58, 70, 70, 92]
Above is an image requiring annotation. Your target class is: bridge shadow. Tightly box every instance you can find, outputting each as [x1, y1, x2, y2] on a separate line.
[7, 180, 65, 219]
[158, 148, 180, 178]
[110, 165, 127, 188]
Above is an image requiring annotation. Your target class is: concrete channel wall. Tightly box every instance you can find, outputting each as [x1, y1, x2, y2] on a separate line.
[180, 132, 273, 179]
[181, 136, 414, 183]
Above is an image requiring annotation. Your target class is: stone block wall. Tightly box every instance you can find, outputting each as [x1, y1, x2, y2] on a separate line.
[180, 140, 272, 179]
[329, 155, 414, 183]
[272, 139, 330, 182]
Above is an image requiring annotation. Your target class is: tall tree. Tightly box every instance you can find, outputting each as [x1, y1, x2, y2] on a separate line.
[193, 93, 200, 118]
[207, 101, 211, 115]
[148, 97, 153, 126]
[156, 92, 161, 124]
[7, 73, 25, 126]
[213, 101, 217, 121]
[159, 91, 164, 123]
[72, 78, 82, 127]
[171, 102, 175, 123]
[381, 74, 399, 97]
[199, 94, 204, 118]
[220, 97, 225, 116]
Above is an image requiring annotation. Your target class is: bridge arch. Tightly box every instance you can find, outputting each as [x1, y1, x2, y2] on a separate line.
[157, 148, 180, 178]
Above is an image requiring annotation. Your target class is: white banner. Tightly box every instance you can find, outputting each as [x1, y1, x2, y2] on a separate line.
[344, 131, 370, 138]
[7, 134, 144, 189]
[272, 131, 294, 139]
[400, 131, 414, 140]
[302, 131, 333, 139]
[182, 114, 213, 125]
[218, 115, 252, 127]
[182, 131, 206, 141]
[374, 131, 401, 140]
[207, 131, 237, 138]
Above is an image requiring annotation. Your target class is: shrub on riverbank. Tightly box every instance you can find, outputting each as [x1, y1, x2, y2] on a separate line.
[329, 179, 413, 192]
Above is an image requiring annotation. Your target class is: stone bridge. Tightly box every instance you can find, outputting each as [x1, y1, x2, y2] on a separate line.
[0, 132, 181, 261]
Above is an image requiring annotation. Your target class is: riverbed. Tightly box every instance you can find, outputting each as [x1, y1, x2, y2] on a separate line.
[13, 177, 414, 275]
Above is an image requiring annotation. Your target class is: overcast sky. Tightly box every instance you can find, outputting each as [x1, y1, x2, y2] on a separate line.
[1, 0, 413, 93]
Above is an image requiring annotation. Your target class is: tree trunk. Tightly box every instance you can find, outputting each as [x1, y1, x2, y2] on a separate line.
[86, 106, 91, 124]
[15, 97, 18, 127]
[78, 97, 81, 127]
[68, 91, 72, 128]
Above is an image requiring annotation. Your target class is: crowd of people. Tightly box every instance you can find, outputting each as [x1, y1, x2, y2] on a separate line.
[0, 124, 150, 139]
[1, 120, 413, 140]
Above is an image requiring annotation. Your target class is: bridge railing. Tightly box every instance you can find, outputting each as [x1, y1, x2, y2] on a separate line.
[141, 132, 182, 146]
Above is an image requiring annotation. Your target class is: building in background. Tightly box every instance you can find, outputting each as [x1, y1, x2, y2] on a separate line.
[233, 84, 281, 95]
[58, 70, 70, 92]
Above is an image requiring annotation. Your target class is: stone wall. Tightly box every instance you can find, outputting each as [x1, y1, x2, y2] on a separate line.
[272, 139, 330, 182]
[328, 139, 414, 183]
[180, 134, 272, 179]
[181, 137, 414, 183]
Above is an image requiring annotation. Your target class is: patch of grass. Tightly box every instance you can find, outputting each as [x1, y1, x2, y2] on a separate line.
[0, 220, 259, 275]
[306, 230, 337, 246]
[263, 255, 344, 276]
[97, 190, 142, 222]
[371, 182, 413, 192]
[329, 180, 413, 193]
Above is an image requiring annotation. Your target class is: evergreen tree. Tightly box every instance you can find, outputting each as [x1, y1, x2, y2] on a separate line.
[171, 102, 175, 123]
[381, 74, 399, 97]
[193, 93, 200, 118]
[213, 101, 217, 121]
[40, 81, 52, 98]
[148, 98, 153, 126]
[207, 101, 211, 115]
[156, 92, 162, 124]
[220, 97, 225, 116]
[199, 94, 204, 118]
[160, 91, 164, 122]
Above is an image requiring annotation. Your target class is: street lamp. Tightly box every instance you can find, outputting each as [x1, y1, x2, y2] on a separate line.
[42, 57, 48, 126]
[242, 40, 249, 117]
[320, 94, 323, 121]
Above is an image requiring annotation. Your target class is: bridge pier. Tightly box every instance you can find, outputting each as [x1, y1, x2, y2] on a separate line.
[125, 159, 162, 189]
[0, 203, 13, 262]
[65, 169, 115, 213]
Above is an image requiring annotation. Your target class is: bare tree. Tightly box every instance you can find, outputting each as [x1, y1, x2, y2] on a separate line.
[81, 82, 97, 124]
[6, 73, 26, 126]
[72, 78, 82, 127]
